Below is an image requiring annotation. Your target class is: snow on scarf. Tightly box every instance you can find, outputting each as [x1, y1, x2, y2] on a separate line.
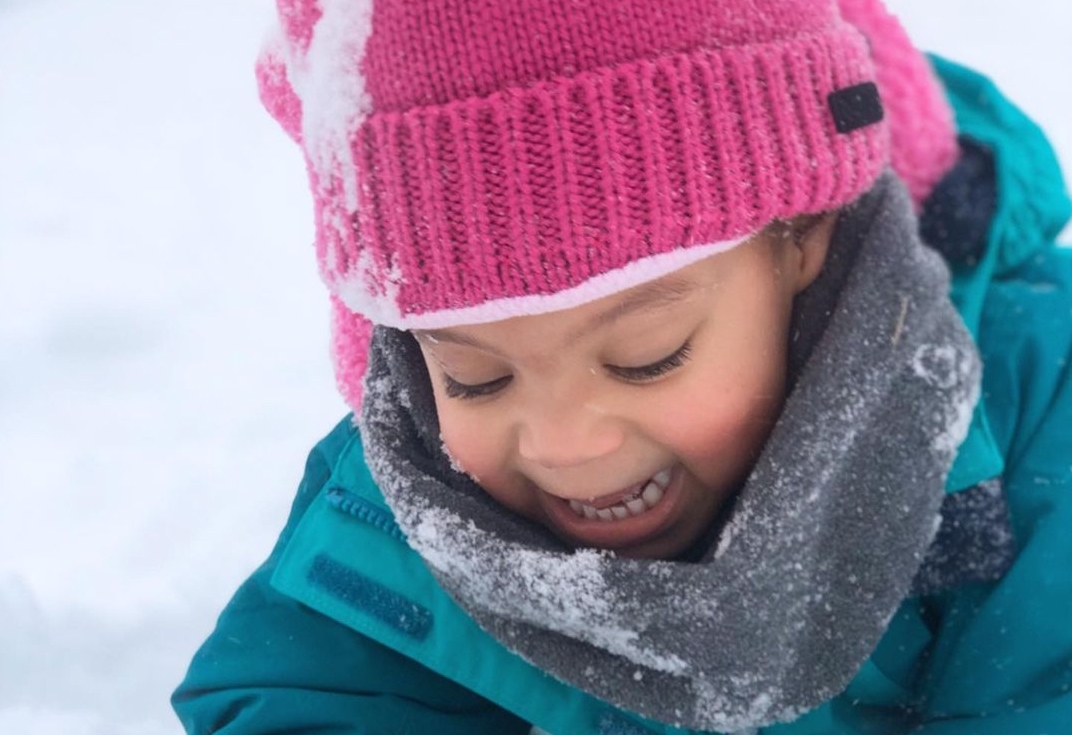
[359, 172, 981, 731]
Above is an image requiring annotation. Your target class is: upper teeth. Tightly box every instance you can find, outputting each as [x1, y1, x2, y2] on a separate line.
[567, 468, 673, 522]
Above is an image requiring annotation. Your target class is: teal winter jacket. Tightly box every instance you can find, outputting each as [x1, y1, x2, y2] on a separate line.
[173, 59, 1072, 735]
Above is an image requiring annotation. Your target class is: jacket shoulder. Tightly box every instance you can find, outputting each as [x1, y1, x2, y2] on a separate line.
[265, 426, 662, 735]
[290, 416, 359, 518]
[907, 245, 1072, 729]
[172, 415, 531, 735]
[978, 245, 1072, 467]
[932, 55, 1071, 274]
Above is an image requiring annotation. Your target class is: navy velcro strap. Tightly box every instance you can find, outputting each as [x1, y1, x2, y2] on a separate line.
[308, 553, 433, 640]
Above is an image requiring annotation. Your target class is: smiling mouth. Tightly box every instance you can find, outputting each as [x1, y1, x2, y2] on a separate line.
[566, 468, 673, 522]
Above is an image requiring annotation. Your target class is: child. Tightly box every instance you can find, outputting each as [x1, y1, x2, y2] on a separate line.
[173, 0, 1072, 732]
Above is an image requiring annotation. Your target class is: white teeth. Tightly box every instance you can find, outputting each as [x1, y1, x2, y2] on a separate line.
[625, 497, 647, 516]
[564, 468, 673, 522]
[641, 481, 664, 506]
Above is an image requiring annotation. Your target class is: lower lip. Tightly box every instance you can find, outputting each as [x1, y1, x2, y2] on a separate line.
[541, 466, 684, 551]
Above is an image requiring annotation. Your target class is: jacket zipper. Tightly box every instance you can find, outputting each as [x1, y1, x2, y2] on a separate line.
[324, 486, 408, 542]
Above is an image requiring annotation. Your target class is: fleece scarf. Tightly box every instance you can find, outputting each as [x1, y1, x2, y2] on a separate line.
[359, 172, 981, 732]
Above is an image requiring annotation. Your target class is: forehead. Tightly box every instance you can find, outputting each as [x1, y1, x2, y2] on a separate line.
[416, 273, 701, 352]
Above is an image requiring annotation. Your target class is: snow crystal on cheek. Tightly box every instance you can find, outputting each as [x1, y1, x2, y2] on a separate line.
[438, 435, 480, 482]
[287, 0, 374, 213]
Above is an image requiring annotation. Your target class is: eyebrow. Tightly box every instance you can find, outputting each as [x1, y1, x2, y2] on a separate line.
[415, 276, 697, 353]
[577, 276, 696, 338]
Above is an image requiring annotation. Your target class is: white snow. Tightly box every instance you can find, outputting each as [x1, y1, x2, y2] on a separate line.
[911, 342, 982, 457]
[911, 344, 965, 390]
[410, 506, 690, 675]
[1, 1, 342, 732]
[286, 0, 374, 212]
[0, 1, 1069, 733]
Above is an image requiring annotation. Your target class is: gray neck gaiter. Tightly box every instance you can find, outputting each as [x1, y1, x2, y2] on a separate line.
[360, 172, 981, 732]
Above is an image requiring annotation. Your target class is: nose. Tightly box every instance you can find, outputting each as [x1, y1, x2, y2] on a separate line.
[516, 394, 625, 470]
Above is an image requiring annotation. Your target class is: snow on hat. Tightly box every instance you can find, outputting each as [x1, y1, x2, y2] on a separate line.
[257, 0, 951, 411]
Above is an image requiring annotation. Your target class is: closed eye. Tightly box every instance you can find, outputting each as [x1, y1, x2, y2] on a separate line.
[606, 340, 692, 383]
[443, 374, 512, 400]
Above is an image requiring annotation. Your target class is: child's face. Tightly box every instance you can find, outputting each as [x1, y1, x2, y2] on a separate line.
[415, 217, 833, 559]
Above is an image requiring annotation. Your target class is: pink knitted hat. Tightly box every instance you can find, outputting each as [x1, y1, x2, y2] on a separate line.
[257, 0, 955, 410]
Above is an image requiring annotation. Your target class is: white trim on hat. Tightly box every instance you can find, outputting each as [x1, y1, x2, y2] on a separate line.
[334, 233, 752, 329]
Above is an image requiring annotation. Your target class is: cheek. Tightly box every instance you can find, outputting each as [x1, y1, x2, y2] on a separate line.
[440, 415, 544, 519]
[436, 402, 494, 478]
[663, 386, 775, 455]
[647, 354, 787, 482]
[421, 353, 506, 484]
[435, 399, 528, 504]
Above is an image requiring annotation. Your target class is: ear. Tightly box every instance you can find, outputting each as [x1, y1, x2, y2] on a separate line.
[788, 211, 837, 294]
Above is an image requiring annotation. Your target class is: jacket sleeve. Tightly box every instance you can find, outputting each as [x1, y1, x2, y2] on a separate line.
[909, 249, 1072, 733]
[171, 426, 531, 735]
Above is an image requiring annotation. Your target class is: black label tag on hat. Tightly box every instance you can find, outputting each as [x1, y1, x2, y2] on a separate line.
[828, 82, 884, 134]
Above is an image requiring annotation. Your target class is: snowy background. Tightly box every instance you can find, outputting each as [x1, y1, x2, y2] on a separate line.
[1, 1, 1069, 733]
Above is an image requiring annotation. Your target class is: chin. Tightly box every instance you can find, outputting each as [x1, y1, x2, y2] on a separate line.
[554, 513, 712, 560]
[614, 520, 710, 560]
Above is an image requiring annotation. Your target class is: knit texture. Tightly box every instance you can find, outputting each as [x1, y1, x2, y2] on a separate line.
[257, 0, 954, 410]
[837, 0, 958, 208]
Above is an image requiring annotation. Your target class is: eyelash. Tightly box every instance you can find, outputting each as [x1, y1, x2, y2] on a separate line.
[441, 341, 693, 400]
[443, 374, 512, 400]
[606, 340, 692, 382]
